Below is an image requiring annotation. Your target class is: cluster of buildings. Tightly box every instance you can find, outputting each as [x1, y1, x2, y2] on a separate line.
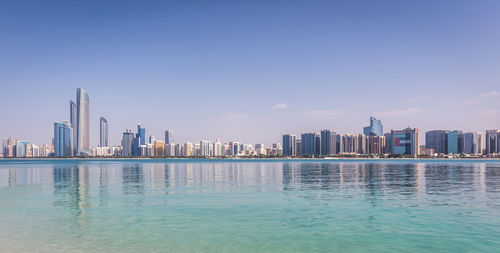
[2, 88, 500, 158]
[282, 117, 500, 158]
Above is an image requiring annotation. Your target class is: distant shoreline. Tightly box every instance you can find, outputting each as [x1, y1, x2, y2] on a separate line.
[1, 157, 500, 162]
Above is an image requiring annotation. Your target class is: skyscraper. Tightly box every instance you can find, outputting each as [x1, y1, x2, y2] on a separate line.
[165, 130, 173, 144]
[121, 130, 134, 157]
[363, 116, 383, 136]
[137, 123, 145, 146]
[282, 134, 296, 156]
[368, 135, 385, 154]
[320, 130, 336, 155]
[76, 88, 90, 155]
[100, 117, 108, 147]
[70, 100, 77, 154]
[462, 132, 482, 155]
[425, 130, 449, 154]
[391, 128, 419, 156]
[301, 133, 319, 156]
[447, 130, 463, 154]
[485, 130, 500, 154]
[54, 121, 73, 157]
[15, 141, 30, 158]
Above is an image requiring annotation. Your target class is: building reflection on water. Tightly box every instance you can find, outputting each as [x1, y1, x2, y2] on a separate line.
[1, 161, 500, 201]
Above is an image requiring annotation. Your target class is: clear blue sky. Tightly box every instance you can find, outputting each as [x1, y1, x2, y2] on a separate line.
[1, 0, 500, 146]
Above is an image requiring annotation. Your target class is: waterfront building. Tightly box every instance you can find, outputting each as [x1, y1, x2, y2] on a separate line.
[31, 144, 40, 157]
[76, 88, 90, 155]
[54, 121, 73, 157]
[183, 142, 193, 157]
[137, 123, 145, 146]
[230, 142, 240, 156]
[174, 143, 182, 157]
[15, 141, 29, 158]
[391, 128, 419, 156]
[165, 130, 174, 144]
[357, 134, 367, 154]
[420, 146, 434, 156]
[320, 130, 336, 155]
[2, 137, 17, 158]
[154, 141, 165, 157]
[301, 133, 319, 156]
[282, 134, 296, 156]
[222, 143, 230, 156]
[149, 136, 156, 145]
[485, 130, 500, 154]
[447, 130, 463, 154]
[255, 144, 265, 155]
[165, 143, 175, 157]
[425, 130, 449, 154]
[462, 132, 482, 155]
[121, 130, 134, 157]
[363, 116, 383, 136]
[368, 135, 385, 154]
[70, 100, 77, 154]
[384, 133, 392, 154]
[100, 117, 108, 147]
[296, 139, 302, 156]
[200, 140, 211, 156]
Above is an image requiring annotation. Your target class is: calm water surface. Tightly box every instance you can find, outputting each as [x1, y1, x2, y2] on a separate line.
[1, 160, 500, 252]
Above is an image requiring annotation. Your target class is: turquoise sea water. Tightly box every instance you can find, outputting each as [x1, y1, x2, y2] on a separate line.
[0, 159, 499, 252]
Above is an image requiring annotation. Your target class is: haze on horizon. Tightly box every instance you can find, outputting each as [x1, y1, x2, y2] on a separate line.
[1, 0, 500, 147]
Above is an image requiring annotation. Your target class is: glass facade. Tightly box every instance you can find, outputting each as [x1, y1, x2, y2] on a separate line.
[425, 130, 449, 154]
[301, 133, 319, 156]
[165, 130, 173, 144]
[363, 116, 383, 136]
[447, 130, 463, 154]
[54, 121, 73, 157]
[282, 134, 296, 156]
[100, 117, 108, 147]
[76, 88, 90, 155]
[320, 130, 336, 155]
[391, 128, 419, 156]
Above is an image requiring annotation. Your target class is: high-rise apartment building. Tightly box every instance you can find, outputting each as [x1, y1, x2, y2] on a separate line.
[100, 117, 108, 147]
[363, 116, 383, 136]
[282, 134, 296, 156]
[485, 130, 500, 154]
[391, 128, 419, 156]
[301, 133, 320, 156]
[320, 130, 336, 155]
[447, 130, 463, 154]
[200, 140, 211, 156]
[165, 130, 174, 144]
[54, 121, 73, 157]
[121, 130, 134, 157]
[425, 130, 449, 154]
[462, 132, 482, 155]
[368, 135, 385, 154]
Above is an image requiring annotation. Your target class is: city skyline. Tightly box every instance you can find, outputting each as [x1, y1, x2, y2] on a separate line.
[1, 1, 500, 146]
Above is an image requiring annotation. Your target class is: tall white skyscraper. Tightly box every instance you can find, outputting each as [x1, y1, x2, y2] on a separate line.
[76, 88, 90, 155]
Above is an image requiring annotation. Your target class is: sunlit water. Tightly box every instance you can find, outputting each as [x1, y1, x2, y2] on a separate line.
[1, 159, 500, 252]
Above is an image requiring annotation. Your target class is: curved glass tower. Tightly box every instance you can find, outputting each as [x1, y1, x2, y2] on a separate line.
[76, 88, 90, 155]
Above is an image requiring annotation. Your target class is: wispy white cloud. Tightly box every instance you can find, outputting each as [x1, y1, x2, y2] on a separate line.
[480, 91, 499, 97]
[478, 109, 500, 116]
[272, 103, 289, 110]
[304, 109, 344, 117]
[222, 112, 250, 120]
[376, 108, 423, 117]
